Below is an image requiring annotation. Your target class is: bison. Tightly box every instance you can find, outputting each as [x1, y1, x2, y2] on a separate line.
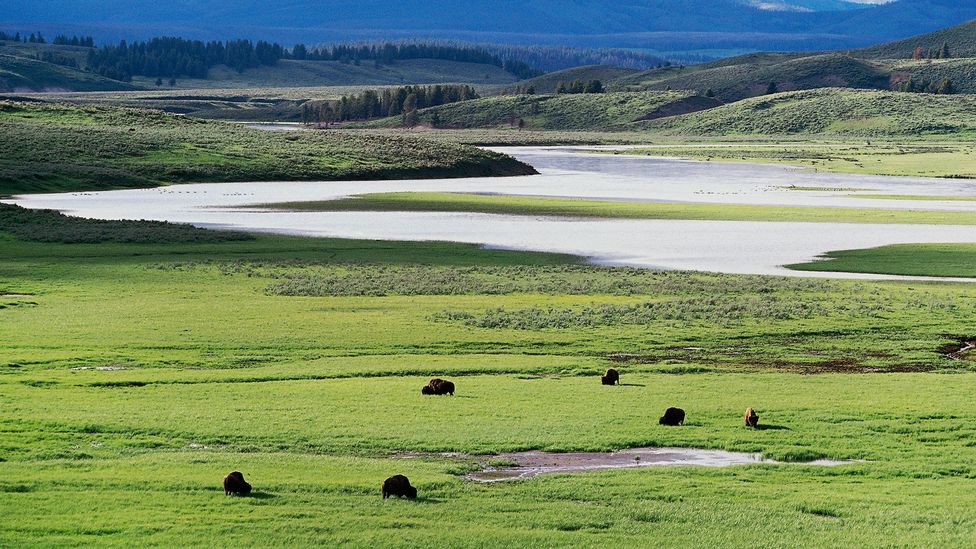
[422, 378, 455, 396]
[601, 368, 620, 386]
[382, 474, 417, 499]
[744, 407, 759, 429]
[659, 407, 685, 426]
[223, 471, 252, 496]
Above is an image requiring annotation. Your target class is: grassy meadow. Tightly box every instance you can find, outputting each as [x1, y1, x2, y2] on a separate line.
[0, 100, 533, 195]
[790, 243, 976, 278]
[4, 208, 976, 546]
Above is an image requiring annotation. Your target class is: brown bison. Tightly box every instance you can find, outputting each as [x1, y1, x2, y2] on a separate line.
[659, 407, 685, 426]
[744, 407, 759, 428]
[601, 368, 620, 386]
[422, 378, 455, 396]
[223, 471, 252, 496]
[382, 474, 417, 499]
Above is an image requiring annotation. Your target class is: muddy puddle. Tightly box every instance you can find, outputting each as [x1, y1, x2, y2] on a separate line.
[0, 293, 33, 297]
[465, 447, 856, 482]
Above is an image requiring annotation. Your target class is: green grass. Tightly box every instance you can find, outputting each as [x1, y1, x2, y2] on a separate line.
[503, 65, 639, 94]
[8, 206, 976, 545]
[0, 52, 135, 93]
[789, 243, 976, 278]
[259, 191, 976, 225]
[643, 88, 976, 137]
[360, 91, 705, 131]
[0, 100, 534, 194]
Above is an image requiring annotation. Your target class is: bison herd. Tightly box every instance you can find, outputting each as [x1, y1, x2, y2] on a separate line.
[222, 370, 763, 501]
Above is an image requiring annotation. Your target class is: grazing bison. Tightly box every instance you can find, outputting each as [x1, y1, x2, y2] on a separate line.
[422, 378, 455, 396]
[659, 407, 685, 426]
[744, 407, 759, 428]
[601, 368, 620, 386]
[382, 474, 417, 499]
[223, 471, 252, 496]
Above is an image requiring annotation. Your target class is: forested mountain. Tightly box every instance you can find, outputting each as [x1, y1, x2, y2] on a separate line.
[2, 0, 973, 54]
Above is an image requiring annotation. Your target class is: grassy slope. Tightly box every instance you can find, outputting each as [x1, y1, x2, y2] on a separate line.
[857, 19, 976, 59]
[789, 243, 976, 277]
[504, 65, 640, 94]
[0, 100, 534, 195]
[0, 53, 135, 92]
[643, 88, 976, 137]
[611, 53, 891, 102]
[259, 191, 976, 225]
[884, 57, 976, 94]
[5, 215, 976, 545]
[130, 58, 519, 90]
[362, 91, 707, 131]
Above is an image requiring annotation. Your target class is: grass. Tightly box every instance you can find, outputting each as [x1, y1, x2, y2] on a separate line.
[258, 191, 976, 225]
[6, 214, 976, 545]
[789, 243, 976, 278]
[0, 52, 134, 93]
[0, 100, 534, 194]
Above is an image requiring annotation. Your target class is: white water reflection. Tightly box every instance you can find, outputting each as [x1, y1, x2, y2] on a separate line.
[7, 147, 976, 278]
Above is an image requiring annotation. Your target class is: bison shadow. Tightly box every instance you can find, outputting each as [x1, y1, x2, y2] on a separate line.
[618, 382, 646, 387]
[754, 424, 790, 431]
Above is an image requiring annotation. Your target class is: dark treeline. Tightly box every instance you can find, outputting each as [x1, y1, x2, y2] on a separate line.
[898, 76, 956, 94]
[0, 31, 49, 44]
[292, 42, 542, 79]
[302, 84, 479, 125]
[53, 35, 96, 47]
[556, 79, 604, 94]
[85, 37, 285, 81]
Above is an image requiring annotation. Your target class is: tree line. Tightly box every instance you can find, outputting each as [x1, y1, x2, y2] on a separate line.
[301, 84, 479, 126]
[556, 79, 604, 94]
[0, 31, 49, 43]
[911, 41, 952, 61]
[85, 37, 285, 81]
[898, 76, 956, 95]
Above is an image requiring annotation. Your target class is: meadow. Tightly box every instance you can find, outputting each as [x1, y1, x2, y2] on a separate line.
[0, 101, 533, 195]
[3, 210, 976, 546]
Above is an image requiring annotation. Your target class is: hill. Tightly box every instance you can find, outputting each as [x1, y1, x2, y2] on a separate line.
[4, 0, 976, 54]
[0, 100, 534, 195]
[612, 53, 891, 102]
[363, 91, 722, 131]
[643, 88, 976, 136]
[504, 65, 640, 94]
[857, 19, 976, 59]
[0, 53, 135, 93]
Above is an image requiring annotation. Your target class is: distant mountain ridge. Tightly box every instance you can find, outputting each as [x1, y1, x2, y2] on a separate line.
[1, 0, 973, 54]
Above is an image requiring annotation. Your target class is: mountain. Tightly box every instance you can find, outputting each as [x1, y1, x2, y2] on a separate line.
[2, 0, 974, 54]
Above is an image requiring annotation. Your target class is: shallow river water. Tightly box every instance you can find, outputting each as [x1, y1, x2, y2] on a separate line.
[7, 147, 976, 278]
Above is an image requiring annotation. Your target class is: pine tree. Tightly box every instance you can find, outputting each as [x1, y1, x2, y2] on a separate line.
[940, 41, 951, 60]
[766, 82, 778, 95]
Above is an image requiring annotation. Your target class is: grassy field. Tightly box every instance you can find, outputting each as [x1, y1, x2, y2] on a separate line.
[790, 243, 976, 278]
[4, 208, 976, 545]
[609, 139, 976, 179]
[0, 52, 135, 93]
[260, 191, 976, 226]
[0, 100, 534, 195]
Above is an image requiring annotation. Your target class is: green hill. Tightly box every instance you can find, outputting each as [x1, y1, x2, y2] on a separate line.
[504, 65, 640, 94]
[0, 100, 534, 194]
[644, 88, 976, 136]
[363, 91, 721, 131]
[857, 19, 976, 59]
[612, 53, 891, 102]
[0, 53, 135, 93]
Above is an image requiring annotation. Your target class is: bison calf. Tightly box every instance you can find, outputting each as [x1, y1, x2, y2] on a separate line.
[223, 471, 252, 496]
[601, 368, 620, 386]
[382, 474, 417, 499]
[744, 407, 759, 428]
[422, 378, 455, 396]
[659, 407, 685, 426]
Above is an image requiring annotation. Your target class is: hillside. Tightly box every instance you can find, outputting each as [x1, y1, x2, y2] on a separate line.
[612, 53, 891, 102]
[4, 0, 976, 54]
[858, 19, 976, 59]
[0, 53, 135, 93]
[0, 100, 534, 194]
[363, 91, 722, 131]
[505, 65, 640, 94]
[643, 88, 976, 136]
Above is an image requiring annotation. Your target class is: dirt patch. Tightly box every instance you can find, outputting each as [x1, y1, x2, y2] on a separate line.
[466, 447, 856, 482]
[939, 337, 976, 360]
[0, 293, 33, 298]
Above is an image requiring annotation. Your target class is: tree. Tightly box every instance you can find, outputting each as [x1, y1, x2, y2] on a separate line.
[402, 93, 418, 127]
[155, 78, 163, 86]
[584, 80, 604, 94]
[912, 46, 924, 61]
[526, 86, 536, 95]
[704, 88, 715, 98]
[936, 79, 955, 95]
[168, 78, 177, 86]
[766, 82, 778, 95]
[940, 41, 951, 60]
[517, 118, 525, 131]
[556, 81, 567, 94]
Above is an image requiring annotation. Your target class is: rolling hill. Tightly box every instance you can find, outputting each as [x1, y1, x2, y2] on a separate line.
[363, 91, 722, 131]
[857, 19, 976, 59]
[504, 65, 640, 94]
[642, 88, 976, 136]
[0, 53, 135, 92]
